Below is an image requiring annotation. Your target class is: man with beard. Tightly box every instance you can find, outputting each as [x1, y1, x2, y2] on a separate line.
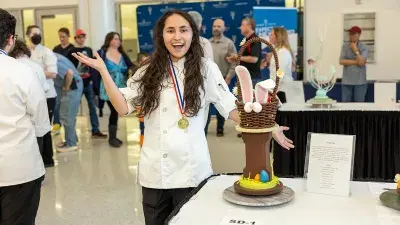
[205, 18, 237, 137]
[0, 9, 50, 224]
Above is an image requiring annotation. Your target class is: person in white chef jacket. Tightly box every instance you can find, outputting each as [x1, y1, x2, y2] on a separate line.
[73, 9, 294, 225]
[8, 39, 50, 154]
[26, 24, 58, 168]
[0, 9, 50, 224]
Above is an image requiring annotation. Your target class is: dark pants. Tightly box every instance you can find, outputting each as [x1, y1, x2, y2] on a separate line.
[36, 137, 43, 155]
[0, 176, 44, 225]
[43, 98, 55, 165]
[205, 104, 225, 135]
[142, 187, 193, 225]
[106, 101, 118, 126]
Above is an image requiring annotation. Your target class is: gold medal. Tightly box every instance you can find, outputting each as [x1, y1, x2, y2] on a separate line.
[178, 117, 189, 129]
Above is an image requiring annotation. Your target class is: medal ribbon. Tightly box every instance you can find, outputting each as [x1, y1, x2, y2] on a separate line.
[0, 49, 7, 55]
[168, 56, 185, 116]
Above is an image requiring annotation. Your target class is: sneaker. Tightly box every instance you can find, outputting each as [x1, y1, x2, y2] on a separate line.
[217, 131, 224, 137]
[56, 142, 67, 148]
[52, 124, 61, 134]
[56, 145, 79, 153]
[92, 131, 108, 139]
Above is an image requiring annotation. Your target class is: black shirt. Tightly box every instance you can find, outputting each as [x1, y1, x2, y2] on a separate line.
[53, 44, 75, 58]
[240, 33, 261, 79]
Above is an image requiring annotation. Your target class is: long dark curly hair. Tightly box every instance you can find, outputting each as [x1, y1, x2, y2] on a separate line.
[133, 9, 204, 117]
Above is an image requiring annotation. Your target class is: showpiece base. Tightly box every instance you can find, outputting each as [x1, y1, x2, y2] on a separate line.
[379, 190, 400, 211]
[223, 185, 295, 207]
[234, 181, 283, 196]
[306, 98, 337, 108]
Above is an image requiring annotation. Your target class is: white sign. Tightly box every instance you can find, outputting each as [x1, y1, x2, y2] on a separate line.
[220, 216, 263, 225]
[305, 133, 355, 197]
[280, 81, 305, 103]
[374, 82, 396, 107]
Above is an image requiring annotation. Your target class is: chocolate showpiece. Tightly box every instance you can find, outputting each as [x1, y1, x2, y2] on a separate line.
[224, 37, 294, 206]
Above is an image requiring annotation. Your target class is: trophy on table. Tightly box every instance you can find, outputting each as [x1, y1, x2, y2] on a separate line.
[306, 25, 337, 108]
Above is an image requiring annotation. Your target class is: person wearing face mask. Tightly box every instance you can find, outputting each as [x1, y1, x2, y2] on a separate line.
[26, 25, 58, 168]
[91, 32, 134, 147]
[0, 9, 50, 224]
[72, 10, 294, 225]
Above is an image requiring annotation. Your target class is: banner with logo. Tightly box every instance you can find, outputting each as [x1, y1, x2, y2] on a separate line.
[253, 7, 298, 62]
[136, 0, 285, 53]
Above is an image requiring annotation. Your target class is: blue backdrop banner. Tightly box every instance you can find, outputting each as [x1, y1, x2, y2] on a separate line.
[136, 0, 285, 54]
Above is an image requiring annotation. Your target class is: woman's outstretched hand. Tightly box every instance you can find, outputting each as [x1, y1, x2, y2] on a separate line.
[272, 126, 294, 150]
[72, 52, 106, 73]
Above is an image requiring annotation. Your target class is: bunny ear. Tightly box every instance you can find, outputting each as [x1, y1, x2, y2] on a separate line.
[235, 65, 253, 103]
[255, 83, 269, 104]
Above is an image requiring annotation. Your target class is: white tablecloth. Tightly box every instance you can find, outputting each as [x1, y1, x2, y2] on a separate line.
[279, 103, 400, 112]
[168, 175, 400, 225]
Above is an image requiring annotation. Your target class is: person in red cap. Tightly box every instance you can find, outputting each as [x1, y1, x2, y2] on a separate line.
[339, 25, 369, 102]
[70, 29, 107, 139]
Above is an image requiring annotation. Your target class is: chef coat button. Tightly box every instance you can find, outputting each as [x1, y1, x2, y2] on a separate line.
[185, 152, 188, 156]
[163, 153, 168, 158]
[163, 108, 167, 112]
[163, 130, 167, 134]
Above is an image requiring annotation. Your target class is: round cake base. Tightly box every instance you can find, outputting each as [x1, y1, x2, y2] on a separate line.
[234, 181, 283, 196]
[306, 98, 337, 108]
[379, 190, 400, 211]
[223, 185, 295, 207]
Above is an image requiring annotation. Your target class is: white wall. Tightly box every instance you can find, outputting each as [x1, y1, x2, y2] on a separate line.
[305, 0, 400, 81]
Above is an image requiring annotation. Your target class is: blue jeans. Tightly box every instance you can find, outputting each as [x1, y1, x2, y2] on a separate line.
[342, 84, 367, 102]
[82, 83, 100, 133]
[53, 86, 62, 124]
[60, 84, 83, 146]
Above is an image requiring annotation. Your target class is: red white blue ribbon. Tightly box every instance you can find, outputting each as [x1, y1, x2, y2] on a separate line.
[168, 56, 185, 115]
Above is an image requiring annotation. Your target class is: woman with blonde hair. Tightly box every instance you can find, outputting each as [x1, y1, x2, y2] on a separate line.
[267, 27, 295, 103]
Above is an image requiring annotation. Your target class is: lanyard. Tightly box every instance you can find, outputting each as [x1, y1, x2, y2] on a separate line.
[0, 49, 6, 55]
[168, 56, 185, 116]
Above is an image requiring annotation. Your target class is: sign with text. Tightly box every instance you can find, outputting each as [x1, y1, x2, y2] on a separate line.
[220, 216, 263, 225]
[304, 133, 356, 197]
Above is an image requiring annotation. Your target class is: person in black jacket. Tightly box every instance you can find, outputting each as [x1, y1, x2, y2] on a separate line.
[91, 32, 134, 147]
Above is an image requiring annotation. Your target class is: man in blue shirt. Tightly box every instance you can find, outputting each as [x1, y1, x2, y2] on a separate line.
[54, 53, 83, 152]
[339, 26, 369, 102]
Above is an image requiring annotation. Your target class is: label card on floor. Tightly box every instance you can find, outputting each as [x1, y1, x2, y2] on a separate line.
[220, 216, 263, 225]
[304, 133, 356, 197]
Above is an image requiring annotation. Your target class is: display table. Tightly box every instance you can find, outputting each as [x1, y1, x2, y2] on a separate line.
[273, 103, 400, 181]
[167, 174, 399, 225]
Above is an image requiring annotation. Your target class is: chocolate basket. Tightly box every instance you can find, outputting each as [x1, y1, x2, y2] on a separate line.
[235, 37, 281, 129]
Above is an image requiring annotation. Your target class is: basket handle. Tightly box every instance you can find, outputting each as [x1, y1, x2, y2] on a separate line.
[236, 37, 280, 99]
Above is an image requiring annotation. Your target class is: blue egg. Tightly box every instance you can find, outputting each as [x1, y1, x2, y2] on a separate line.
[260, 170, 269, 183]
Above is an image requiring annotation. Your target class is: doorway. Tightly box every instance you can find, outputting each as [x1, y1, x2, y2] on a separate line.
[35, 8, 78, 49]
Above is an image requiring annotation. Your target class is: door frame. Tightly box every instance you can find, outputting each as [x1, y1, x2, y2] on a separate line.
[5, 10, 24, 40]
[35, 7, 79, 46]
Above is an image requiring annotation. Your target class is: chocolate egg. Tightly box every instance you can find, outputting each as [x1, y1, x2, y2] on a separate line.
[254, 174, 260, 181]
[260, 170, 269, 183]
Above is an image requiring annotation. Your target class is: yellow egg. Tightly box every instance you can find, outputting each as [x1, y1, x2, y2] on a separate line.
[254, 174, 260, 181]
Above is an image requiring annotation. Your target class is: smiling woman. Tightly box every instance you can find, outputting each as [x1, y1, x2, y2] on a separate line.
[72, 9, 293, 225]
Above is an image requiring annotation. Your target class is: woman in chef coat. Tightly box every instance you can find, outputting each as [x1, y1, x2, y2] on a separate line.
[73, 9, 294, 225]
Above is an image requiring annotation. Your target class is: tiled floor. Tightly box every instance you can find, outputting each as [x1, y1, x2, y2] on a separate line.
[36, 115, 245, 225]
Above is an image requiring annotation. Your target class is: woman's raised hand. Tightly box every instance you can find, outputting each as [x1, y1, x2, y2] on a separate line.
[72, 51, 106, 72]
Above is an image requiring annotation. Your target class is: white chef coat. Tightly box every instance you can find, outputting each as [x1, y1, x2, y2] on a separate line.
[0, 54, 50, 186]
[120, 57, 236, 189]
[30, 44, 58, 98]
[17, 56, 50, 93]
[200, 36, 214, 61]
